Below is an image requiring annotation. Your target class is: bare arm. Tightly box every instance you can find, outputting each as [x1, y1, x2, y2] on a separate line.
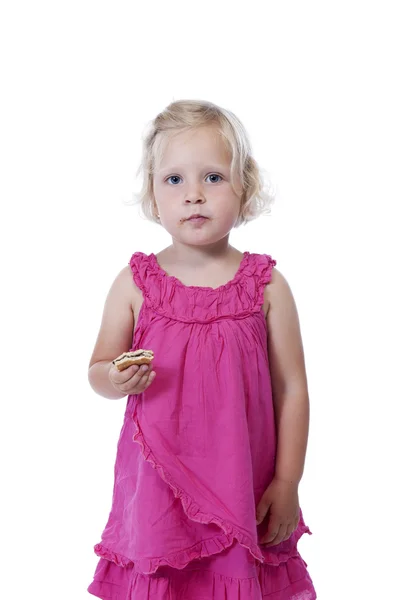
[88, 265, 139, 400]
[265, 268, 310, 485]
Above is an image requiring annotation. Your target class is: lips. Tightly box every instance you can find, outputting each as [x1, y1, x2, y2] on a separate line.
[186, 214, 208, 221]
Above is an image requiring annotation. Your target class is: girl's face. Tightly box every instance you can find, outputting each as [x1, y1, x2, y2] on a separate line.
[152, 125, 243, 247]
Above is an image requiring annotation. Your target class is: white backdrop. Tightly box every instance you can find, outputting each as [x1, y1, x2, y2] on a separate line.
[1, 1, 398, 599]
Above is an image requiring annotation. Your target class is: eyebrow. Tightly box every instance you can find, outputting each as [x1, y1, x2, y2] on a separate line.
[157, 164, 229, 174]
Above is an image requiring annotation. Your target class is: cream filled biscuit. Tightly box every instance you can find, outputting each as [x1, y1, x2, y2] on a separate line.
[112, 349, 154, 371]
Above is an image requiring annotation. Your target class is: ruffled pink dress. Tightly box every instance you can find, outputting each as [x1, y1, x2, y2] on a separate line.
[87, 251, 317, 599]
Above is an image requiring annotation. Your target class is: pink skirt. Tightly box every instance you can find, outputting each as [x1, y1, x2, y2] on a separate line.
[87, 539, 316, 599]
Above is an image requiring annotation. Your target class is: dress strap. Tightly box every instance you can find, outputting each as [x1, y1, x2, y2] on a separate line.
[129, 251, 151, 295]
[238, 252, 276, 313]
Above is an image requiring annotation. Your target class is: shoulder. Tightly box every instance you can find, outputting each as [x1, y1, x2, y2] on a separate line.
[263, 267, 294, 317]
[263, 267, 303, 361]
[118, 264, 142, 311]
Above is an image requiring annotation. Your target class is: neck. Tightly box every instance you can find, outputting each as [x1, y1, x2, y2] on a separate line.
[167, 238, 234, 267]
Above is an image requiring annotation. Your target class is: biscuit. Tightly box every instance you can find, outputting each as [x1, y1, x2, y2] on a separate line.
[113, 349, 154, 371]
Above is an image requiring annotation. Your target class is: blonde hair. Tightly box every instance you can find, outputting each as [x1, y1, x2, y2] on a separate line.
[127, 99, 276, 227]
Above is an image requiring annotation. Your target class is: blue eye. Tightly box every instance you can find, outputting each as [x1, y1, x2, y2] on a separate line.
[206, 174, 222, 183]
[166, 175, 181, 185]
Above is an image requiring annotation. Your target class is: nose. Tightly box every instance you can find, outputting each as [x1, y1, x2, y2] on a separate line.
[185, 196, 205, 204]
[184, 182, 205, 204]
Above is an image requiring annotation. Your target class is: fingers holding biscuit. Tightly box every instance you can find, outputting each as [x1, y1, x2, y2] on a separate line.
[121, 364, 141, 382]
[133, 364, 155, 390]
[109, 361, 156, 395]
[109, 363, 139, 384]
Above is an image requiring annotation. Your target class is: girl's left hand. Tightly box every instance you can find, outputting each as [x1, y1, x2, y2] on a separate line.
[256, 478, 300, 547]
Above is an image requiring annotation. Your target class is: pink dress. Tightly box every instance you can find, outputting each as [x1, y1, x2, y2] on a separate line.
[87, 251, 317, 599]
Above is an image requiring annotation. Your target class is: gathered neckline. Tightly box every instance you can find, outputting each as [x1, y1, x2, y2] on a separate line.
[148, 251, 251, 292]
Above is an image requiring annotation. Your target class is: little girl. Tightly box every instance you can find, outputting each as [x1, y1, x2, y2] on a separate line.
[87, 99, 317, 599]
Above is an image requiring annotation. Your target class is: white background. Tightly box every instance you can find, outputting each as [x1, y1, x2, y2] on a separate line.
[1, 1, 398, 598]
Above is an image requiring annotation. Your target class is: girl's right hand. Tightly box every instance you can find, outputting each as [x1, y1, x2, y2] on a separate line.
[108, 362, 156, 396]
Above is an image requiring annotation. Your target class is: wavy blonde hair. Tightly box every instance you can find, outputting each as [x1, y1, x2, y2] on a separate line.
[127, 99, 276, 227]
